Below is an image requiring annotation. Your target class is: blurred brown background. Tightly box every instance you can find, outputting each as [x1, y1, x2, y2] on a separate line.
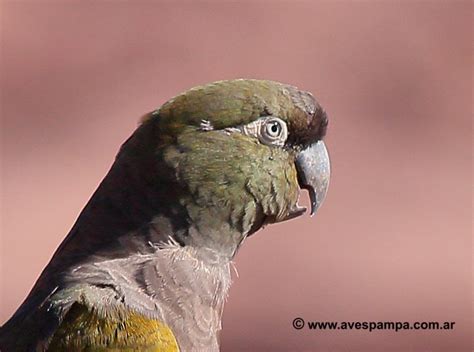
[0, 1, 471, 351]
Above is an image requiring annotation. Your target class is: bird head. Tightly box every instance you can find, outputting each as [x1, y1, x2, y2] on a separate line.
[127, 79, 330, 257]
[59, 79, 330, 262]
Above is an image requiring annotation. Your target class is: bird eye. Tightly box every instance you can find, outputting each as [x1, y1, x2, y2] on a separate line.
[259, 117, 288, 147]
[265, 120, 282, 137]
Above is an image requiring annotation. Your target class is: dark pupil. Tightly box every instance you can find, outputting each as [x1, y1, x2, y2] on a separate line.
[270, 122, 280, 134]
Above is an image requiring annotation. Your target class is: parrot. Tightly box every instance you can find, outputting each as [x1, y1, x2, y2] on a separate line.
[0, 79, 330, 351]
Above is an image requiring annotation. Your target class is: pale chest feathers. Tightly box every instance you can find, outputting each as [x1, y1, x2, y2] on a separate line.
[61, 241, 232, 351]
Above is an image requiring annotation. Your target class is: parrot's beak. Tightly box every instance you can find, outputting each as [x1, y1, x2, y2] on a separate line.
[295, 141, 330, 216]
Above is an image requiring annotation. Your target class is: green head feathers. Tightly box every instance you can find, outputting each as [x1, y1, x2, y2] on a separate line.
[131, 79, 330, 256]
[144, 79, 328, 147]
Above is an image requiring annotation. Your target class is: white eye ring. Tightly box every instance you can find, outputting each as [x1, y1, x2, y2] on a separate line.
[259, 117, 288, 147]
[239, 116, 288, 147]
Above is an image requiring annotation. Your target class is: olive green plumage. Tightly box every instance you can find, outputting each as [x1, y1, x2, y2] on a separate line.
[163, 125, 300, 251]
[0, 79, 329, 351]
[153, 79, 323, 146]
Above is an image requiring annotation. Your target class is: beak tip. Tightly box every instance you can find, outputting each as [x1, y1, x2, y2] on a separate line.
[308, 187, 318, 216]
